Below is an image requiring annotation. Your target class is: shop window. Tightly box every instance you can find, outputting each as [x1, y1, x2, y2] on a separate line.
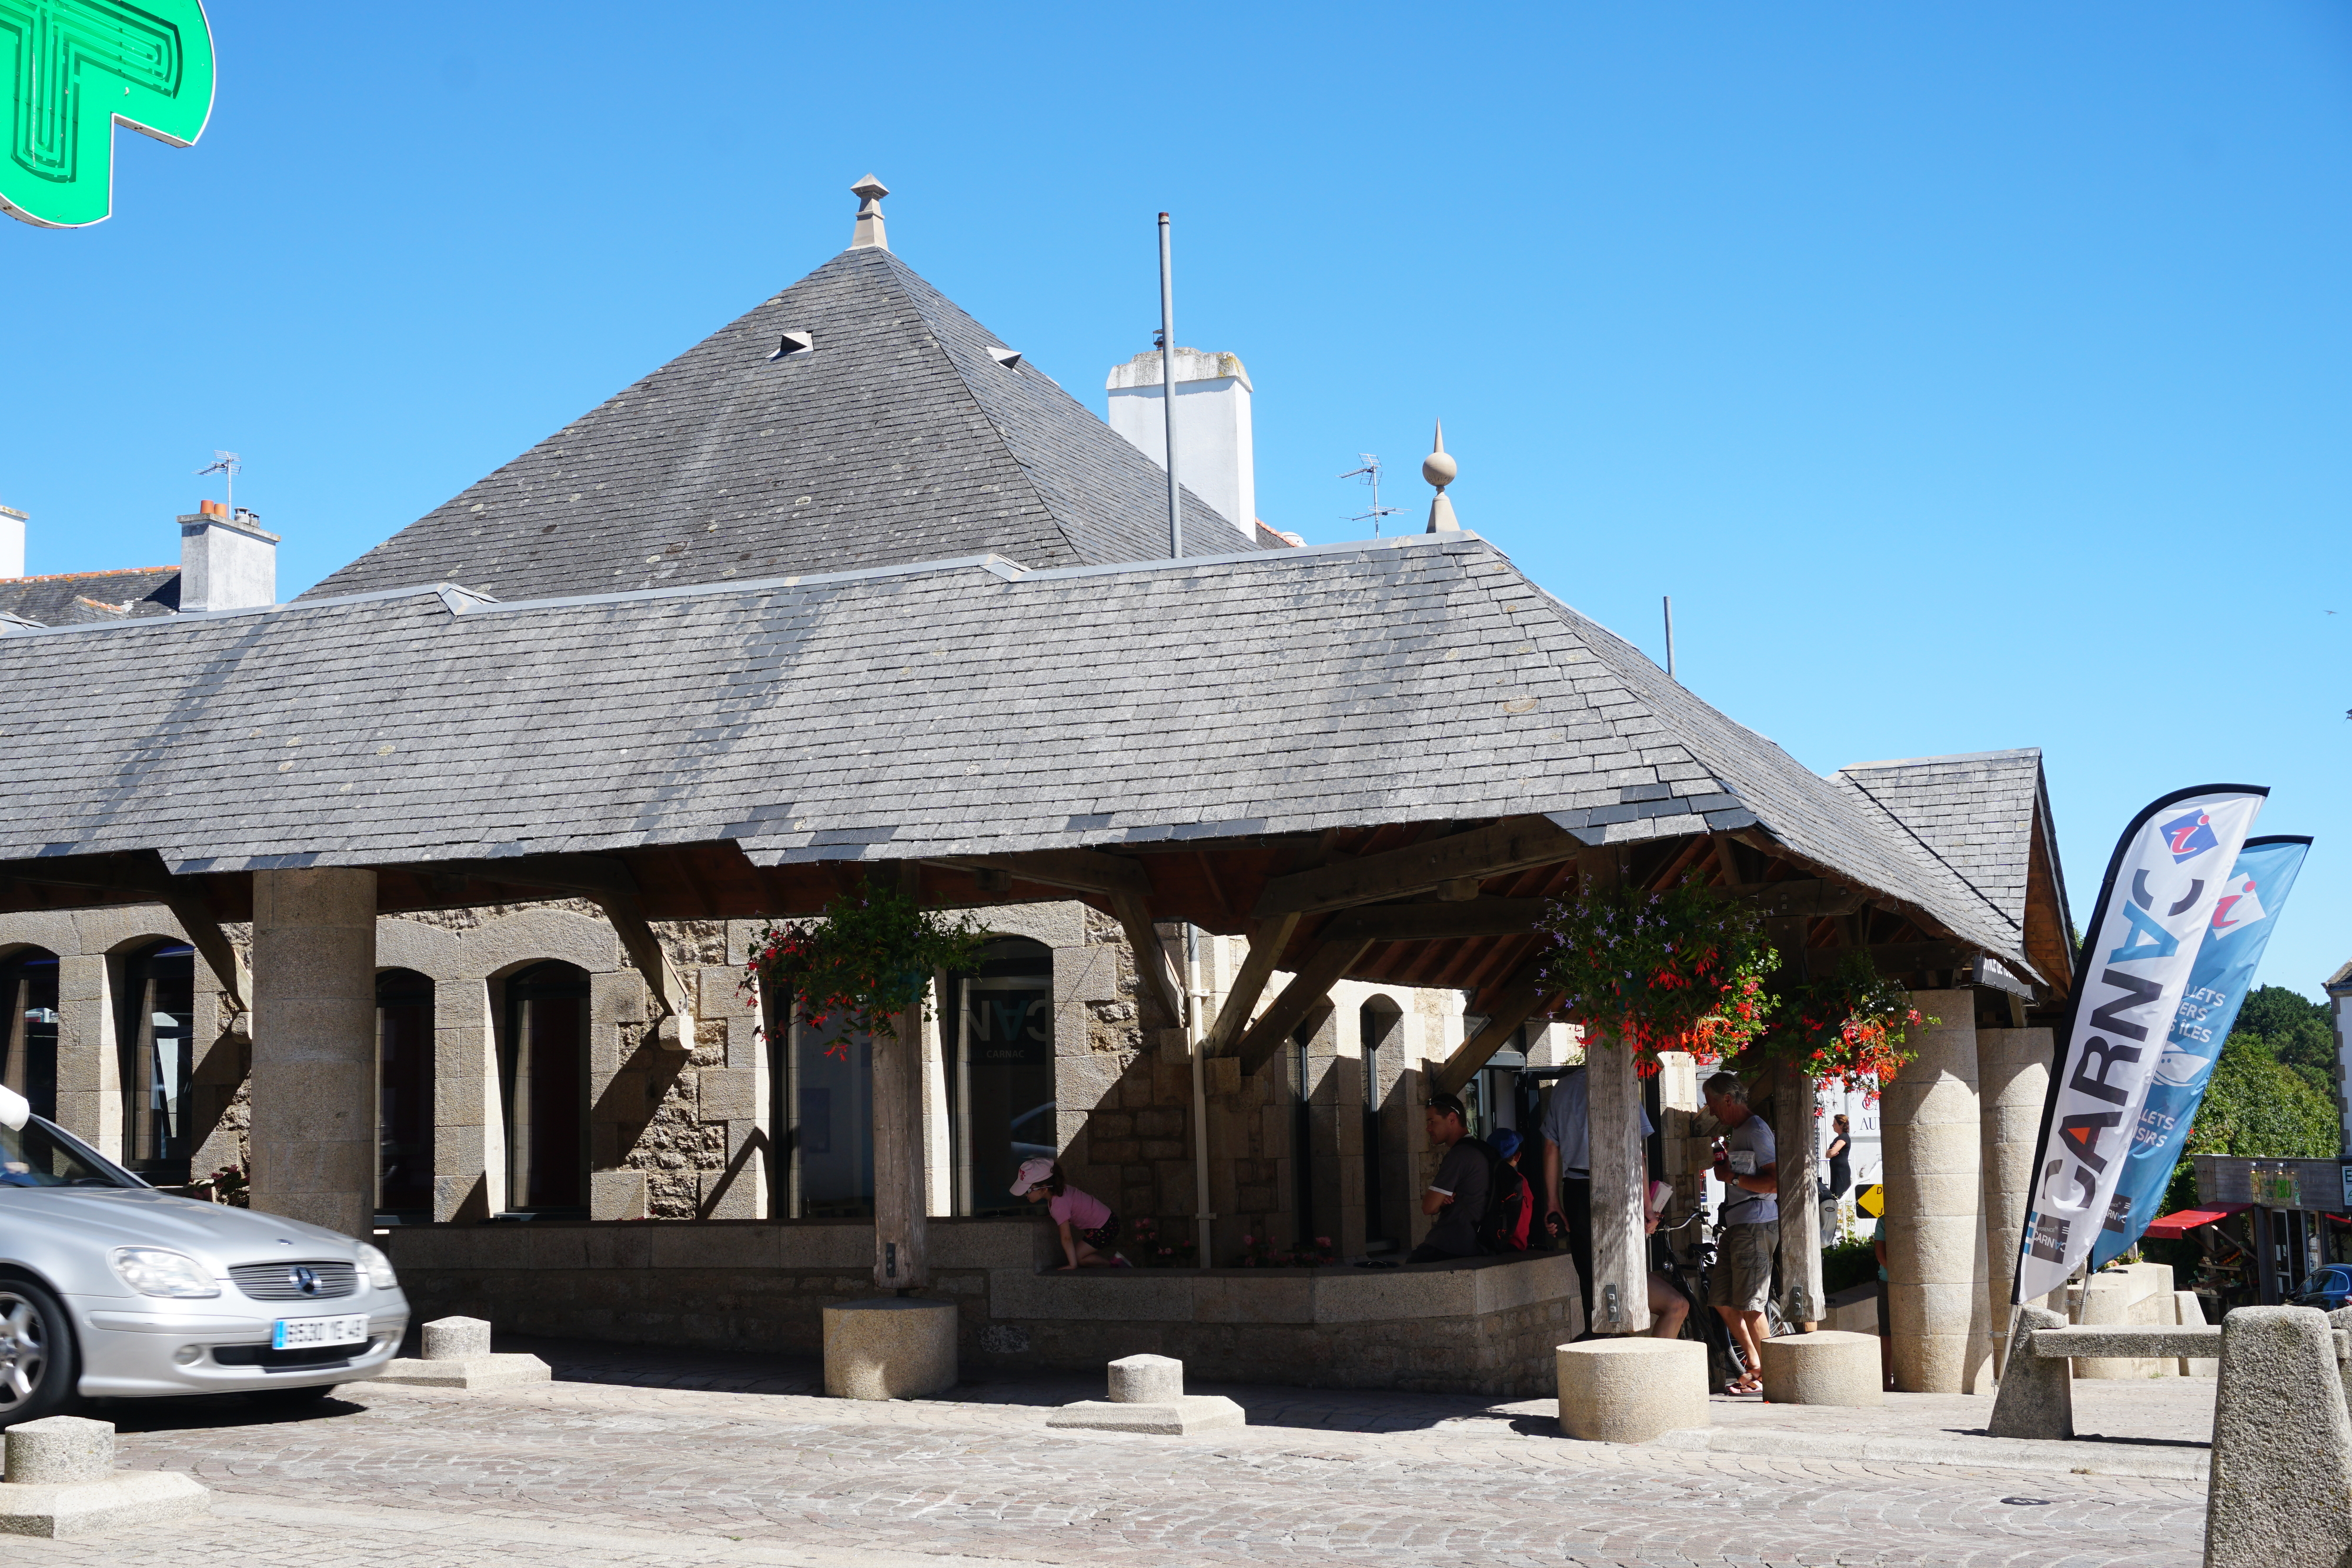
[500, 962, 588, 1217]
[942, 937, 1053, 1218]
[376, 969, 435, 1221]
[767, 992, 876, 1219]
[1359, 999, 1401, 1250]
[116, 941, 194, 1183]
[0, 948, 59, 1122]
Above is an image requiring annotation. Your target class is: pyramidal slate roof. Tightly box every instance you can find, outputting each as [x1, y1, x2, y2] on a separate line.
[306, 246, 1262, 603]
[0, 566, 180, 626]
[0, 532, 2030, 972]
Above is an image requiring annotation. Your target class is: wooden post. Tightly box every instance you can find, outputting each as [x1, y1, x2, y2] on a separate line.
[1582, 848, 1651, 1335]
[1774, 1064, 1825, 1328]
[872, 863, 929, 1292]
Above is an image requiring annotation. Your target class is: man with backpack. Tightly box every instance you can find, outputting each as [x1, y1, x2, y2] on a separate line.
[1407, 1092, 1491, 1263]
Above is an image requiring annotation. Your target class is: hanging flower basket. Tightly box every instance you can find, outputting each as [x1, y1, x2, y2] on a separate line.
[742, 878, 987, 1051]
[1736, 950, 1935, 1099]
[1534, 880, 1778, 1076]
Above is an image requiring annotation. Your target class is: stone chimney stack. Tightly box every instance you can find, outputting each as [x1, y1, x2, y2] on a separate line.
[0, 504, 23, 579]
[1106, 347, 1255, 537]
[179, 500, 279, 611]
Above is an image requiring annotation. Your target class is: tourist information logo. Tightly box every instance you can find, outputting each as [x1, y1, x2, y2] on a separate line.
[1, 0, 216, 228]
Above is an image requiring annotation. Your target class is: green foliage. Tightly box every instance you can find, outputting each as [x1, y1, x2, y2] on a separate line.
[1535, 881, 1778, 1071]
[2186, 1032, 2339, 1162]
[1822, 1234, 1877, 1295]
[2233, 984, 2337, 1102]
[743, 878, 987, 1043]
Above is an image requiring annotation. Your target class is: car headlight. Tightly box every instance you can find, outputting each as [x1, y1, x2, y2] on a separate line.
[109, 1246, 220, 1299]
[356, 1242, 399, 1291]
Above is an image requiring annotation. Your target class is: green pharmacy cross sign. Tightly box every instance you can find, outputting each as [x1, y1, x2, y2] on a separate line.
[2, 0, 213, 228]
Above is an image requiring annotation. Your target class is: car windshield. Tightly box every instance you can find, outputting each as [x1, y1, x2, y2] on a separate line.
[0, 1115, 142, 1189]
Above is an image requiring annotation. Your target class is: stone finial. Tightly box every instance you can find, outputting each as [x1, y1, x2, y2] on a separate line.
[1423, 420, 1460, 534]
[850, 173, 890, 252]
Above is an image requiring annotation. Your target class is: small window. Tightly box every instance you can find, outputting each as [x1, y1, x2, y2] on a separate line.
[377, 969, 435, 1221]
[767, 329, 814, 362]
[500, 962, 589, 1217]
[0, 948, 59, 1123]
[116, 941, 195, 1183]
[984, 346, 1023, 369]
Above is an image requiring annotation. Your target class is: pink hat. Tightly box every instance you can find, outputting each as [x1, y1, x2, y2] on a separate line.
[1010, 1156, 1056, 1196]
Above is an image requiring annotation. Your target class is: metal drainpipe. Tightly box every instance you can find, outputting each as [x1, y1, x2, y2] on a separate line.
[1188, 923, 1214, 1267]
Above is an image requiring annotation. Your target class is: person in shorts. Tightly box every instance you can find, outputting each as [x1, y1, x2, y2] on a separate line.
[1012, 1156, 1127, 1269]
[1702, 1072, 1778, 1393]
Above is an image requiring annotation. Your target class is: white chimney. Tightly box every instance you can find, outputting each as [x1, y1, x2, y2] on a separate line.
[179, 504, 278, 611]
[1107, 347, 1255, 540]
[0, 505, 23, 579]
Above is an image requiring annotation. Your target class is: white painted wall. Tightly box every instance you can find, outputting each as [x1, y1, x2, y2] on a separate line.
[179, 511, 278, 611]
[0, 506, 23, 579]
[1107, 348, 1255, 541]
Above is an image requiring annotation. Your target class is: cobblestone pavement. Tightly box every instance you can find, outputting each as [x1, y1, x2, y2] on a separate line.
[11, 1338, 2210, 1568]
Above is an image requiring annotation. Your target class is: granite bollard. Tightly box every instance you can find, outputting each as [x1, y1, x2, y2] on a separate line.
[2204, 1306, 2352, 1568]
[1986, 1305, 2073, 1440]
[1556, 1338, 1708, 1443]
[0, 1416, 209, 1539]
[369, 1314, 552, 1391]
[1048, 1354, 1245, 1435]
[1759, 1330, 1882, 1407]
[824, 1298, 958, 1401]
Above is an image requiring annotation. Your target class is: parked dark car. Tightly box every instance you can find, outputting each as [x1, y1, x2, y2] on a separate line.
[2292, 1266, 2352, 1312]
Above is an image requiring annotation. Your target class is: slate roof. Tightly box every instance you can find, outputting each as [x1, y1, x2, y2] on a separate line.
[1830, 748, 2068, 957]
[0, 567, 179, 627]
[307, 246, 1263, 603]
[0, 532, 2031, 972]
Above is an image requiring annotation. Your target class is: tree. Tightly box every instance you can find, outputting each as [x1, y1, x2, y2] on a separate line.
[2183, 1033, 2339, 1162]
[2231, 985, 2337, 1103]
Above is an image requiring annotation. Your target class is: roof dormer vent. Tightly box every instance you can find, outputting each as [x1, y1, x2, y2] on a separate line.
[985, 346, 1023, 369]
[768, 330, 814, 362]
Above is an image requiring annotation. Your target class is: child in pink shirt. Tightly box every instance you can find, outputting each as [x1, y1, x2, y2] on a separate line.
[1011, 1157, 1127, 1269]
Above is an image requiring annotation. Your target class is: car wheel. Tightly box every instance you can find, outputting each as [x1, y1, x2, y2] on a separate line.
[0, 1279, 76, 1428]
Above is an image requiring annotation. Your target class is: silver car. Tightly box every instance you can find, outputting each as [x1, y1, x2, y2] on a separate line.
[0, 1085, 409, 1425]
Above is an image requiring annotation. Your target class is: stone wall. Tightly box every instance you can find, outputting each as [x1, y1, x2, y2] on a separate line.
[382, 1220, 1582, 1397]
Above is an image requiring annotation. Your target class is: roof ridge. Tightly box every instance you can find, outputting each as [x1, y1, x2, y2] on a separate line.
[1836, 769, 2024, 936]
[0, 565, 178, 584]
[1835, 746, 2042, 773]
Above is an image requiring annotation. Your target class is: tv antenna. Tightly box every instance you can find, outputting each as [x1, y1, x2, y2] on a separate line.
[195, 450, 241, 513]
[1338, 453, 1401, 537]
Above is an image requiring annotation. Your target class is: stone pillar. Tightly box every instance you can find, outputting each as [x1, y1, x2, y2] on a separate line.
[51, 954, 115, 1152]
[1775, 1068, 1825, 1326]
[1978, 1026, 2053, 1375]
[1880, 989, 1991, 1392]
[1586, 1031, 1651, 1334]
[248, 868, 379, 1237]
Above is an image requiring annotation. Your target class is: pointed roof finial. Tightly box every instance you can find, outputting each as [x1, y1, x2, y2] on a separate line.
[850, 173, 890, 252]
[1423, 419, 1460, 533]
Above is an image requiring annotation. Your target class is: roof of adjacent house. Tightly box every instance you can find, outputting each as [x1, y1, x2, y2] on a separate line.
[0, 566, 180, 627]
[305, 246, 1264, 604]
[1833, 747, 2074, 989]
[0, 531, 2034, 974]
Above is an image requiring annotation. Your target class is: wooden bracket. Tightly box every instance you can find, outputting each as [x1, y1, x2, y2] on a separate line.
[1430, 961, 1554, 1096]
[465, 855, 699, 1050]
[1251, 817, 1583, 919]
[1232, 937, 1377, 1076]
[12, 852, 248, 1017]
[1201, 910, 1301, 1057]
[1108, 891, 1185, 1028]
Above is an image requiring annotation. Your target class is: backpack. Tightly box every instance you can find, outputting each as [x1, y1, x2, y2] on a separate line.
[1458, 1136, 1532, 1255]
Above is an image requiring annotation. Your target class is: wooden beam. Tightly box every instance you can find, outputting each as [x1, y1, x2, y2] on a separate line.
[1109, 891, 1185, 1028]
[15, 853, 248, 1016]
[1801, 940, 1975, 979]
[1728, 879, 1869, 920]
[940, 849, 1152, 901]
[1233, 937, 1377, 1076]
[1201, 911, 1302, 1057]
[1321, 898, 1547, 944]
[1430, 961, 1553, 1096]
[1251, 817, 1585, 919]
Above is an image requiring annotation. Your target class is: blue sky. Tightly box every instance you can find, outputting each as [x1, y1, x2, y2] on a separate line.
[8, 3, 2348, 1000]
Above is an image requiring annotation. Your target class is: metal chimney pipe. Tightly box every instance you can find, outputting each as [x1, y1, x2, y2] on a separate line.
[1158, 212, 1182, 559]
[1663, 595, 1677, 681]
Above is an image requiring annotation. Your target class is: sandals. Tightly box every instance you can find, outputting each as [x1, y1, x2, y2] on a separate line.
[1723, 1373, 1762, 1395]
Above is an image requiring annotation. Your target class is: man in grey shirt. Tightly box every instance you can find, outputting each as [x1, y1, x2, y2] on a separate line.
[1539, 1064, 1655, 1330]
[1409, 1092, 1489, 1263]
[1703, 1071, 1778, 1393]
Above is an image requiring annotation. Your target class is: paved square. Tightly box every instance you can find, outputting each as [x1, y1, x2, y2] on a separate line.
[9, 1339, 2211, 1567]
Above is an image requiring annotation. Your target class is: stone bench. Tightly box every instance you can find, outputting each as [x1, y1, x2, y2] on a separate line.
[1994, 1313, 2352, 1443]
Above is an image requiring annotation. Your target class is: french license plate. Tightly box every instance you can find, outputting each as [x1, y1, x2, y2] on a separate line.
[272, 1315, 369, 1350]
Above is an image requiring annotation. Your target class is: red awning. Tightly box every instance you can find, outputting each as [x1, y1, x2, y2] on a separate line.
[2144, 1204, 2251, 1239]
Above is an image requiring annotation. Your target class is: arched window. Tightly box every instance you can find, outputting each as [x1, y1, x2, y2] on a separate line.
[0, 948, 59, 1123]
[767, 987, 876, 1220]
[376, 969, 435, 1221]
[1359, 999, 1403, 1249]
[116, 941, 194, 1183]
[501, 962, 588, 1218]
[942, 937, 1053, 1218]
